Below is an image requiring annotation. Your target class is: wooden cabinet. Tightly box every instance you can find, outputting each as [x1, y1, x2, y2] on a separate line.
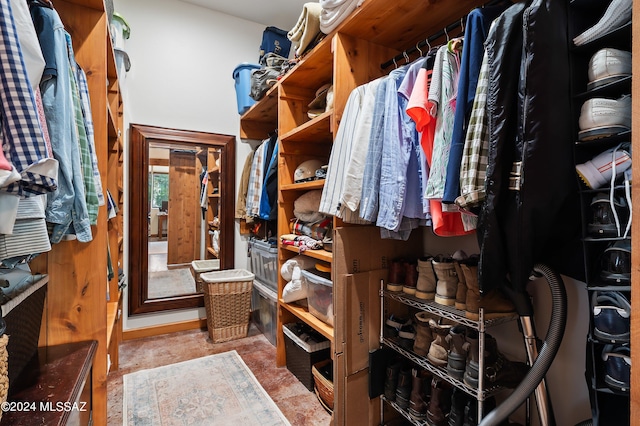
[27, 1, 123, 424]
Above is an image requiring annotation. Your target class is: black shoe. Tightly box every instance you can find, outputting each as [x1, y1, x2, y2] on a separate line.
[395, 368, 413, 409]
[384, 361, 402, 401]
[602, 344, 630, 392]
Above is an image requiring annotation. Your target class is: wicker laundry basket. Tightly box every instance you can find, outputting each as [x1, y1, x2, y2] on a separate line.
[190, 259, 220, 293]
[200, 269, 254, 343]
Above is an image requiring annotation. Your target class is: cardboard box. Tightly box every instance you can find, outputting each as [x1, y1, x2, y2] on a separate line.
[334, 269, 386, 376]
[333, 352, 380, 426]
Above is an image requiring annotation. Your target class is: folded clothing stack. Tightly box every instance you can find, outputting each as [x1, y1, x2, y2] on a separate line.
[319, 0, 365, 34]
[288, 2, 322, 56]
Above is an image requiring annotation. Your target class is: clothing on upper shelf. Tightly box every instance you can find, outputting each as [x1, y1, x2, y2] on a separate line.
[318, 0, 364, 35]
[287, 2, 322, 57]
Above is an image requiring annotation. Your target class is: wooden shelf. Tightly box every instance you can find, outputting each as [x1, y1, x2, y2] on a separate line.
[279, 39, 333, 89]
[281, 179, 325, 192]
[207, 247, 219, 258]
[239, 83, 279, 140]
[282, 245, 332, 263]
[280, 111, 333, 144]
[279, 299, 334, 341]
[208, 193, 220, 198]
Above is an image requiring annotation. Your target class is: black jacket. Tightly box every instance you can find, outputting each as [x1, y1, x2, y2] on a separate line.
[477, 0, 582, 303]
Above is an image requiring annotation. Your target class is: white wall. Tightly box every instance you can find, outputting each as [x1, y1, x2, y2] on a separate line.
[114, 0, 265, 330]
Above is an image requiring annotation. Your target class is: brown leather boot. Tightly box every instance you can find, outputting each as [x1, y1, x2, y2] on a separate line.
[416, 256, 436, 300]
[387, 259, 405, 292]
[461, 259, 516, 320]
[403, 260, 418, 295]
[413, 312, 434, 357]
[408, 370, 431, 421]
[432, 256, 458, 306]
[426, 377, 453, 426]
[452, 250, 468, 310]
[445, 325, 467, 380]
[427, 319, 452, 367]
[463, 334, 529, 389]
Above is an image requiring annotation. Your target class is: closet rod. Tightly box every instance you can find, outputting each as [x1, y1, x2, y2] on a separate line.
[380, 0, 512, 70]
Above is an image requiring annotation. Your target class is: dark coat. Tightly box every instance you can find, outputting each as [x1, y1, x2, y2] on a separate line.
[477, 0, 582, 301]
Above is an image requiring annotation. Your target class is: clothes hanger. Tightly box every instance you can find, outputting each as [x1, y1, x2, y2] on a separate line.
[416, 41, 424, 57]
[403, 51, 410, 64]
[444, 26, 450, 43]
[392, 57, 398, 69]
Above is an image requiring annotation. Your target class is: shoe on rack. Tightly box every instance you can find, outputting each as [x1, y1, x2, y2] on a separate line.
[578, 95, 631, 141]
[587, 193, 629, 237]
[408, 370, 431, 421]
[573, 0, 632, 46]
[384, 314, 410, 338]
[602, 343, 630, 392]
[413, 311, 435, 357]
[387, 259, 406, 292]
[398, 322, 416, 351]
[403, 260, 418, 296]
[395, 368, 413, 409]
[446, 325, 467, 380]
[416, 256, 437, 300]
[599, 239, 631, 284]
[432, 255, 458, 307]
[452, 250, 468, 310]
[384, 360, 402, 401]
[426, 378, 453, 426]
[427, 319, 453, 367]
[575, 143, 631, 189]
[463, 334, 529, 389]
[461, 257, 516, 321]
[592, 291, 631, 343]
[587, 48, 632, 91]
[448, 388, 469, 426]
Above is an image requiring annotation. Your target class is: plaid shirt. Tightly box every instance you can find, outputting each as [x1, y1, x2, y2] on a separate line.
[0, 0, 57, 196]
[75, 62, 105, 207]
[65, 34, 98, 224]
[245, 139, 266, 218]
[456, 49, 490, 210]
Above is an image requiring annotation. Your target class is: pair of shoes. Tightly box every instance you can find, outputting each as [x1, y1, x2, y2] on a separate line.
[387, 258, 418, 295]
[592, 291, 630, 342]
[578, 95, 631, 141]
[463, 333, 528, 390]
[602, 343, 630, 392]
[573, 0, 632, 46]
[384, 314, 410, 338]
[587, 48, 631, 91]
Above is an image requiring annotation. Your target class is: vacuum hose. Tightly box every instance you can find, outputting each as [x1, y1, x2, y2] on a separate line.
[479, 264, 567, 426]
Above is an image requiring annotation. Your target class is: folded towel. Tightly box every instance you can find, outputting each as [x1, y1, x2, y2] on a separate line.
[288, 2, 323, 56]
[319, 0, 359, 34]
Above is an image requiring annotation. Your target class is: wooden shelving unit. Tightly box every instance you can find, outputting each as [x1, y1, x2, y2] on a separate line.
[24, 1, 125, 423]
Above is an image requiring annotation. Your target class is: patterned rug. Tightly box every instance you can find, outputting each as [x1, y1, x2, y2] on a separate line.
[123, 350, 291, 425]
[147, 268, 196, 299]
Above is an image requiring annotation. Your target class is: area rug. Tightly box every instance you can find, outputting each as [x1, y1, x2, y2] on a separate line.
[147, 268, 196, 299]
[123, 350, 291, 426]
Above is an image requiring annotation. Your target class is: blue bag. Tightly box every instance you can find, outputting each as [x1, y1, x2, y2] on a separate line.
[260, 26, 291, 61]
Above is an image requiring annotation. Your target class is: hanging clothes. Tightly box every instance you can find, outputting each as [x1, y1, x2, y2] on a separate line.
[235, 147, 255, 221]
[319, 82, 371, 225]
[477, 0, 582, 297]
[0, 0, 58, 237]
[245, 139, 267, 218]
[259, 137, 278, 220]
[31, 2, 92, 243]
[407, 46, 472, 237]
[443, 4, 509, 205]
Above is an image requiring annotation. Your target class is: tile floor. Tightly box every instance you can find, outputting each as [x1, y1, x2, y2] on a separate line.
[107, 325, 332, 425]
